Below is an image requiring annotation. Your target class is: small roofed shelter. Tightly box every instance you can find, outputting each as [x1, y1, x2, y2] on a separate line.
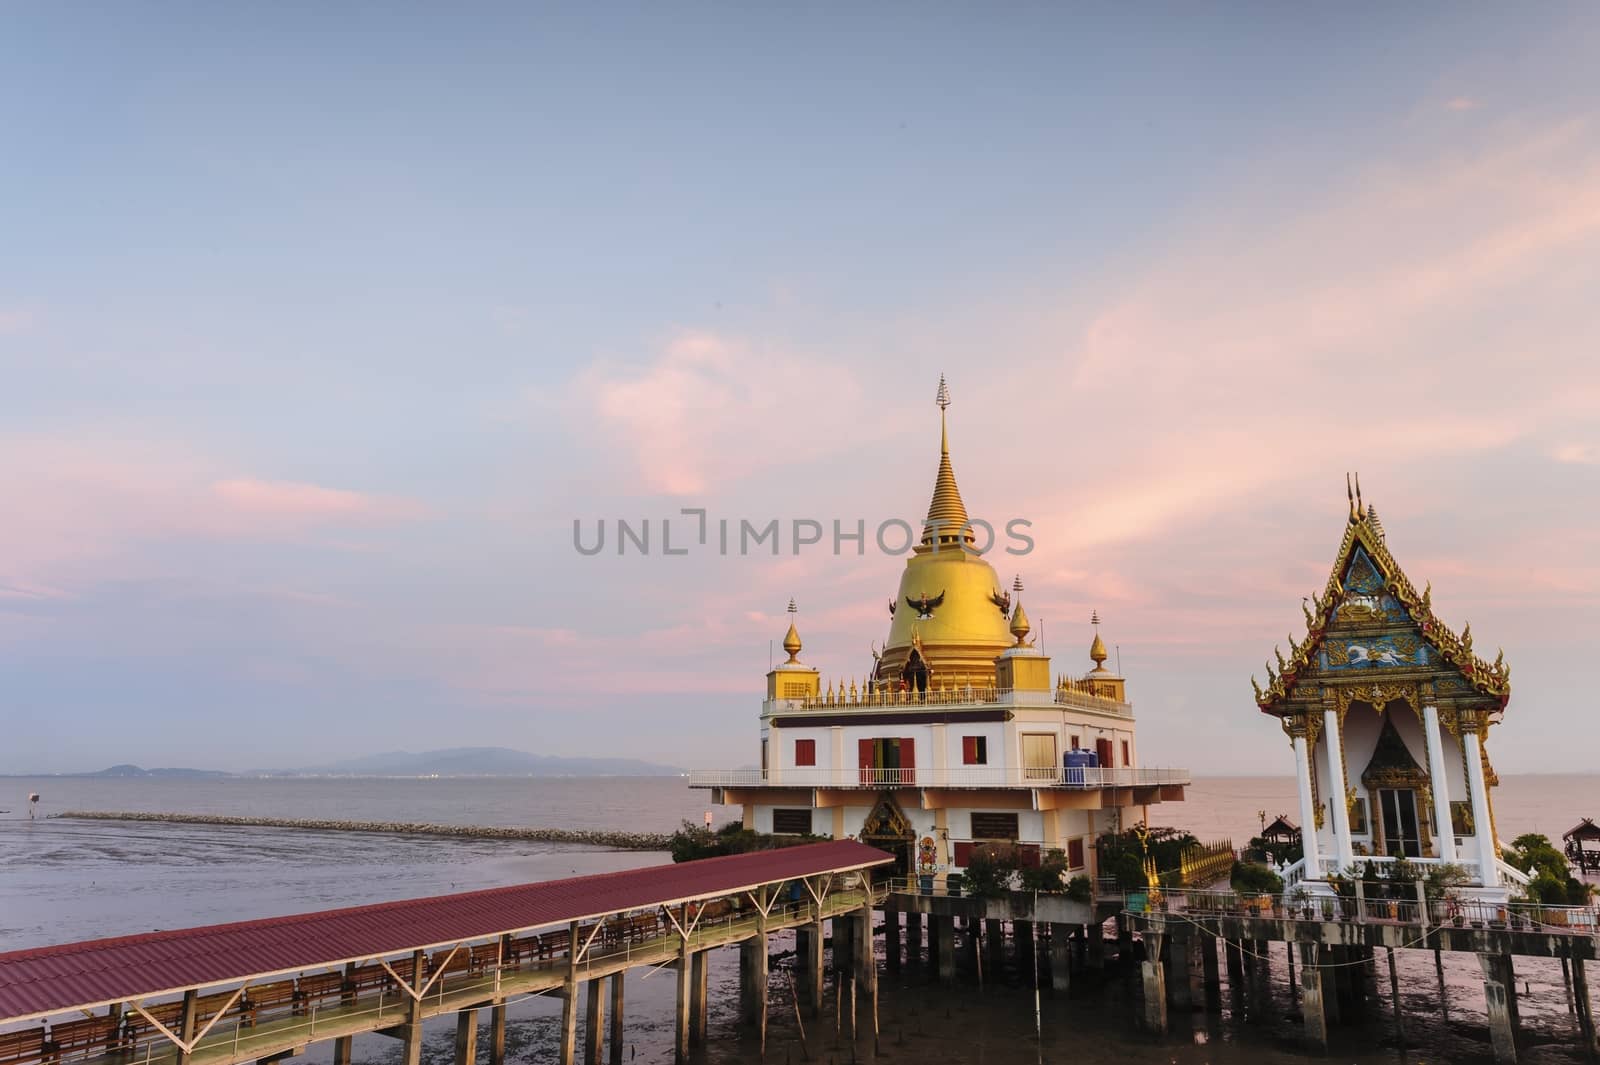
[1565, 818, 1600, 873]
[1261, 815, 1301, 848]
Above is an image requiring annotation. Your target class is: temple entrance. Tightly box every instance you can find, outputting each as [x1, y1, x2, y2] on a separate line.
[1378, 788, 1423, 858]
[859, 794, 915, 878]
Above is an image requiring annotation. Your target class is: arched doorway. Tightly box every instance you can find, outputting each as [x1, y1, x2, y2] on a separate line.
[859, 794, 915, 878]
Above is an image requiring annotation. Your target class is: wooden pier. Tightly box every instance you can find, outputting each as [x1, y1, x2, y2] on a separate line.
[0, 841, 891, 1065]
[1125, 886, 1600, 1063]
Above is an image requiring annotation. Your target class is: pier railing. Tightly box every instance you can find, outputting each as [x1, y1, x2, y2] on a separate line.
[1128, 886, 1600, 934]
[687, 766, 1190, 789]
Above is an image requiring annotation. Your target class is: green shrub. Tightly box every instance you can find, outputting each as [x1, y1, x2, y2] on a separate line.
[1019, 848, 1070, 894]
[669, 820, 825, 863]
[1229, 860, 1284, 896]
[1065, 875, 1092, 903]
[1503, 834, 1570, 884]
[963, 844, 1019, 899]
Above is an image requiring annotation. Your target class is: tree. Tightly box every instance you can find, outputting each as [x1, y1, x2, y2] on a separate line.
[963, 844, 1019, 899]
[669, 820, 824, 863]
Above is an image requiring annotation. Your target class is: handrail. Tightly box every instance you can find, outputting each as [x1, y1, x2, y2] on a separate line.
[687, 766, 1191, 789]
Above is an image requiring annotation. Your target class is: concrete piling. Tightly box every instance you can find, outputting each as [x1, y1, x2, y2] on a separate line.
[986, 919, 1005, 978]
[1049, 924, 1073, 994]
[906, 912, 923, 967]
[1141, 930, 1167, 1033]
[675, 929, 691, 1064]
[1166, 934, 1192, 1012]
[1479, 952, 1519, 1064]
[332, 1038, 351, 1065]
[1200, 934, 1221, 1012]
[884, 906, 901, 973]
[1298, 941, 1327, 1052]
[935, 916, 956, 986]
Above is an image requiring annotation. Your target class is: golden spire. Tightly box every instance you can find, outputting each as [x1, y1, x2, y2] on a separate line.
[1010, 602, 1031, 646]
[1089, 609, 1109, 672]
[921, 374, 973, 548]
[781, 598, 802, 663]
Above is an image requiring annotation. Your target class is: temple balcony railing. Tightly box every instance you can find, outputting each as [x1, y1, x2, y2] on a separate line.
[686, 766, 1190, 790]
[763, 685, 1132, 717]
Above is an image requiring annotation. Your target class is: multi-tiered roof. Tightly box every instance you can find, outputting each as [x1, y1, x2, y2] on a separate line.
[1254, 477, 1511, 718]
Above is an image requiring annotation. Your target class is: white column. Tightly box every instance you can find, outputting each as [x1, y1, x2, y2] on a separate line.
[1323, 708, 1355, 871]
[1292, 730, 1322, 877]
[1422, 705, 1456, 863]
[1462, 726, 1498, 886]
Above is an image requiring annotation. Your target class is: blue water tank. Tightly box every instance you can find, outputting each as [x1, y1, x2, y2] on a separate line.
[1063, 748, 1098, 784]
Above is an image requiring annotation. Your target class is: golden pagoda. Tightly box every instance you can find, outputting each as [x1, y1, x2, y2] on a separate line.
[874, 376, 1016, 687]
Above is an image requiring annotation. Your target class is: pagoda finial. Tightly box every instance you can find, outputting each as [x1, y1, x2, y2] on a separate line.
[1009, 583, 1031, 647]
[1347, 472, 1359, 523]
[921, 374, 972, 548]
[781, 598, 802, 663]
[1089, 610, 1109, 671]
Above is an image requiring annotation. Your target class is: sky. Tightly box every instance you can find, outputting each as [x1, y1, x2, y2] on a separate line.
[3, 5, 1599, 775]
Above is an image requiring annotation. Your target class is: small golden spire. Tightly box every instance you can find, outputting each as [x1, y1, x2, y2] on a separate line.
[781, 598, 802, 663]
[1010, 601, 1031, 646]
[1089, 609, 1109, 671]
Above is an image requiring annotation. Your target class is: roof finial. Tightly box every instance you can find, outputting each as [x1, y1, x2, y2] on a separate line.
[781, 598, 802, 663]
[1354, 471, 1363, 514]
[921, 374, 972, 548]
[1347, 472, 1358, 523]
[1089, 610, 1109, 671]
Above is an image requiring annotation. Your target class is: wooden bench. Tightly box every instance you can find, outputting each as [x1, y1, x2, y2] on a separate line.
[47, 1017, 119, 1061]
[345, 964, 392, 995]
[0, 1029, 48, 1065]
[427, 949, 470, 978]
[504, 935, 541, 969]
[123, 1001, 185, 1051]
[536, 930, 570, 960]
[469, 943, 503, 973]
[291, 973, 343, 1014]
[235, 980, 293, 1026]
[603, 913, 659, 946]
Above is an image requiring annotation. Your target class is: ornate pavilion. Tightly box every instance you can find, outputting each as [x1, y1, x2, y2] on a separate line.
[690, 380, 1188, 880]
[1255, 478, 1521, 899]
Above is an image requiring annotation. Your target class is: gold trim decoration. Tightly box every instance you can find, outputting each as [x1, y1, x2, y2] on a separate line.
[1334, 682, 1419, 723]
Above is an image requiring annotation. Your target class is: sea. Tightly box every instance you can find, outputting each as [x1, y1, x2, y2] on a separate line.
[2, 774, 1596, 1065]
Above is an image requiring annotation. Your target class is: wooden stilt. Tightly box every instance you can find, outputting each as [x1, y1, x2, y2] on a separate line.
[607, 975, 623, 1065]
[456, 1007, 479, 1065]
[1387, 947, 1405, 1045]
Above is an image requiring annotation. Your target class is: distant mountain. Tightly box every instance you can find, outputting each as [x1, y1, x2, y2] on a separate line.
[86, 765, 230, 779]
[286, 746, 682, 778]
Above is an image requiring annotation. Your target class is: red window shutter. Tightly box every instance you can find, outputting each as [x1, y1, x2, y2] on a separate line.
[1068, 839, 1085, 869]
[961, 736, 974, 764]
[859, 738, 874, 784]
[795, 739, 815, 767]
[1096, 738, 1113, 767]
[1017, 844, 1042, 868]
[1121, 740, 1131, 766]
[899, 737, 915, 782]
[953, 842, 974, 867]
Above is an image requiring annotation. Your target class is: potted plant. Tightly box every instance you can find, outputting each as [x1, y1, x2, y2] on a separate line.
[1320, 898, 1335, 922]
[1288, 885, 1311, 920]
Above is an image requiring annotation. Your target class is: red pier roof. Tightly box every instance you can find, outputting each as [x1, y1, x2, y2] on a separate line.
[0, 839, 891, 1022]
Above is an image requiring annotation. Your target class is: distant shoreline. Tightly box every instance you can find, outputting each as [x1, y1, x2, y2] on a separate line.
[51, 810, 673, 850]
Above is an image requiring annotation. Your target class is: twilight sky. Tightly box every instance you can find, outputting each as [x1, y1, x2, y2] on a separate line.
[4, 6, 1599, 775]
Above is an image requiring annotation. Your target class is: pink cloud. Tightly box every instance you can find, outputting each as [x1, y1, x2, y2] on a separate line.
[212, 478, 424, 520]
[1445, 97, 1479, 112]
[0, 308, 33, 335]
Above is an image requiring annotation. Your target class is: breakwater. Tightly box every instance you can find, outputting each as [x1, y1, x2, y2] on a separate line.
[52, 810, 672, 850]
